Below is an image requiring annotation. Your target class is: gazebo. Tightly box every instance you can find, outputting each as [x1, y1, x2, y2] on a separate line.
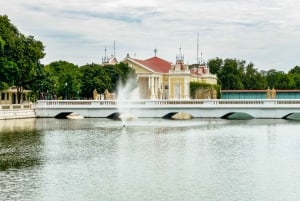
[0, 86, 32, 105]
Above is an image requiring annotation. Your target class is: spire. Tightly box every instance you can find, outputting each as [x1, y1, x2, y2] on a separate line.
[154, 48, 157, 57]
[200, 51, 203, 65]
[102, 46, 109, 64]
[197, 32, 199, 64]
[176, 45, 184, 64]
[113, 40, 116, 58]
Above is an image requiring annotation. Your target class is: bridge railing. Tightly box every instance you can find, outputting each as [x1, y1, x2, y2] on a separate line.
[35, 99, 300, 107]
[0, 103, 34, 110]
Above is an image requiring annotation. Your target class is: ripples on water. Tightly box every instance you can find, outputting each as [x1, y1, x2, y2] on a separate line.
[1, 118, 300, 201]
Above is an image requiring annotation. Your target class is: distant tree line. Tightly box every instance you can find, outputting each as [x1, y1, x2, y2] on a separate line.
[207, 58, 300, 90]
[42, 61, 135, 100]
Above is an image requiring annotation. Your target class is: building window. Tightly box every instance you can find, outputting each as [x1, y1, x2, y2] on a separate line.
[1, 93, 5, 100]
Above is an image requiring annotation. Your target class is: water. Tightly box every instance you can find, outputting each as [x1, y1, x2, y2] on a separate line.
[1, 118, 300, 201]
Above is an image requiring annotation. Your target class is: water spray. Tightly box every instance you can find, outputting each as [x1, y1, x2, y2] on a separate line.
[116, 75, 138, 127]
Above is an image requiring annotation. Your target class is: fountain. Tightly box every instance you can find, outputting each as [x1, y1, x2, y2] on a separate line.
[116, 76, 139, 127]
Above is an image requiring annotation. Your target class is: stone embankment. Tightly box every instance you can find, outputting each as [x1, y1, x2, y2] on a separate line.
[0, 104, 36, 120]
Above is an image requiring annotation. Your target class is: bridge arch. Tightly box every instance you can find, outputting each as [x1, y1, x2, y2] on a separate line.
[163, 112, 193, 120]
[283, 113, 300, 120]
[221, 112, 254, 120]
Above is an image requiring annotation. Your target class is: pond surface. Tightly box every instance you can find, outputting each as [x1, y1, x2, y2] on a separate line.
[1, 118, 300, 201]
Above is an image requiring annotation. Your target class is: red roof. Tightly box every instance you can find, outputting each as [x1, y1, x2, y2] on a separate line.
[132, 56, 172, 73]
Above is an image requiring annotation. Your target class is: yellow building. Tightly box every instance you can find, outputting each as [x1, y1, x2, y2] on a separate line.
[0, 86, 32, 104]
[123, 49, 217, 99]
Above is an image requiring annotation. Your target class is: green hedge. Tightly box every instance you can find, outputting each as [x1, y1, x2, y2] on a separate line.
[190, 82, 221, 99]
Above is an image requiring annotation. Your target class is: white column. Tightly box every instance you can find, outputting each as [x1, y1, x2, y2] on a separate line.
[184, 78, 188, 99]
[154, 77, 158, 99]
[148, 75, 151, 89]
[148, 75, 151, 99]
[151, 76, 155, 99]
[157, 77, 161, 99]
[187, 78, 190, 99]
[168, 77, 171, 99]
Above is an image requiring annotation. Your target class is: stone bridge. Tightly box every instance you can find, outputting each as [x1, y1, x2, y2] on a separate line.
[34, 99, 300, 120]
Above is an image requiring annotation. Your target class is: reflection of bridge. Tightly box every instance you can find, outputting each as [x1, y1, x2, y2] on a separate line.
[35, 99, 300, 120]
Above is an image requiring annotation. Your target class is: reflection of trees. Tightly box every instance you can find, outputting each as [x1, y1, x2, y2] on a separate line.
[0, 121, 42, 171]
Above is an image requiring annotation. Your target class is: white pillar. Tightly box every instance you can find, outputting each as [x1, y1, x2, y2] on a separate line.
[154, 77, 158, 99]
[148, 75, 151, 89]
[148, 75, 151, 99]
[184, 78, 188, 99]
[168, 77, 171, 99]
[151, 76, 155, 99]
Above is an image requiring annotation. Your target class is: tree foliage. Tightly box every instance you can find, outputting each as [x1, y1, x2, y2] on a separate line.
[0, 15, 45, 102]
[45, 61, 81, 99]
[208, 58, 300, 90]
[80, 62, 136, 99]
[80, 63, 111, 98]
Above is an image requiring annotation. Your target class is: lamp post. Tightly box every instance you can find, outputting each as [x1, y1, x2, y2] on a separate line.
[41, 83, 44, 100]
[64, 82, 68, 100]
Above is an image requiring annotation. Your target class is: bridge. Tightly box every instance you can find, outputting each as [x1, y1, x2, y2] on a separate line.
[35, 99, 300, 120]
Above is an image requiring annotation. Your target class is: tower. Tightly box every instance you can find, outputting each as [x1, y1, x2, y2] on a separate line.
[176, 46, 184, 64]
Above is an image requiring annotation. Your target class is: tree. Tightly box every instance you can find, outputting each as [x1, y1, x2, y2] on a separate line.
[265, 69, 295, 89]
[288, 66, 300, 89]
[289, 66, 300, 74]
[0, 15, 45, 103]
[208, 57, 223, 75]
[243, 63, 267, 89]
[110, 62, 137, 90]
[14, 35, 45, 102]
[30, 63, 57, 100]
[218, 59, 244, 90]
[45, 61, 81, 99]
[0, 58, 16, 89]
[79, 62, 137, 99]
[0, 15, 19, 90]
[80, 63, 111, 99]
[0, 36, 5, 51]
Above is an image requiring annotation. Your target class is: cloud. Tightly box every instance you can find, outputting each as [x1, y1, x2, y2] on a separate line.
[1, 0, 300, 70]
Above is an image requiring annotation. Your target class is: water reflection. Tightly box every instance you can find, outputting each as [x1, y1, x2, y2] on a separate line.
[0, 119, 43, 201]
[0, 118, 36, 133]
[0, 118, 300, 201]
[0, 119, 42, 171]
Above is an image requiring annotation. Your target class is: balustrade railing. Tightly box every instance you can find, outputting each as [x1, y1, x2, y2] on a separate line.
[35, 99, 300, 107]
[0, 103, 34, 110]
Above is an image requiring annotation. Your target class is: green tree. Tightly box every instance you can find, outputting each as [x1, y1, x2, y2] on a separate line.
[80, 63, 111, 98]
[110, 62, 137, 90]
[0, 15, 19, 90]
[288, 66, 300, 89]
[289, 66, 300, 74]
[265, 69, 295, 89]
[0, 36, 5, 51]
[45, 61, 81, 99]
[218, 59, 244, 90]
[0, 15, 45, 102]
[79, 62, 136, 99]
[243, 63, 267, 89]
[208, 57, 223, 75]
[30, 63, 56, 100]
[0, 58, 16, 89]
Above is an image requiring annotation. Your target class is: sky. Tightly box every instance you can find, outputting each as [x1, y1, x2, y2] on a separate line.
[1, 0, 300, 71]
